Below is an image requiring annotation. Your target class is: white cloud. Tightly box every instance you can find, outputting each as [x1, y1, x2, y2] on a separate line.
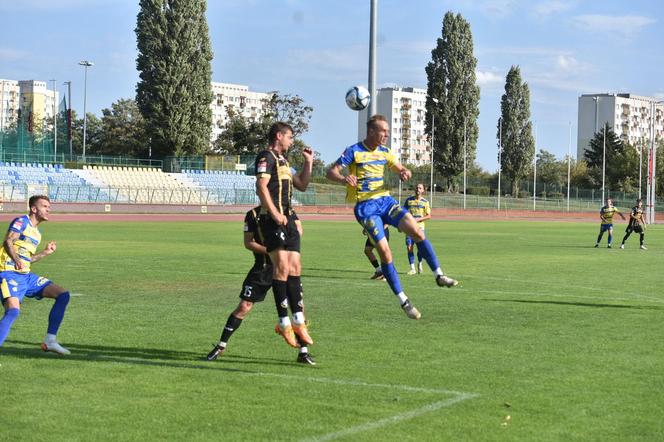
[0, 48, 28, 62]
[476, 70, 504, 87]
[555, 54, 580, 72]
[479, 0, 517, 18]
[531, 0, 575, 18]
[571, 15, 656, 39]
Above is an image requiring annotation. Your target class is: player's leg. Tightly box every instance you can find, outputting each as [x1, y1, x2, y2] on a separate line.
[607, 226, 614, 248]
[364, 241, 383, 279]
[0, 296, 20, 347]
[207, 299, 254, 361]
[398, 214, 457, 287]
[406, 237, 416, 275]
[39, 282, 71, 355]
[269, 248, 298, 348]
[595, 225, 604, 247]
[620, 226, 631, 248]
[638, 226, 646, 249]
[286, 251, 312, 345]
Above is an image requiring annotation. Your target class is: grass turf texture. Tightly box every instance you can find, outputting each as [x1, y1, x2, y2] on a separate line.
[2, 219, 663, 441]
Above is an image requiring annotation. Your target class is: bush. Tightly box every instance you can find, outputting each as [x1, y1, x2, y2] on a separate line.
[518, 190, 531, 198]
[467, 186, 490, 196]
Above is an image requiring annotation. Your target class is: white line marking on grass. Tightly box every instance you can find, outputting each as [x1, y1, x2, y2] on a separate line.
[240, 372, 478, 442]
[301, 393, 477, 442]
[70, 293, 85, 297]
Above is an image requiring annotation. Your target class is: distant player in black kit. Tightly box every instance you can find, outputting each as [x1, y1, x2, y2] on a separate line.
[206, 207, 315, 365]
[620, 198, 647, 250]
[255, 122, 314, 350]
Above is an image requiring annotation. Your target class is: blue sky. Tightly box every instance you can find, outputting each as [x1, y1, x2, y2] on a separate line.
[1, 0, 662, 171]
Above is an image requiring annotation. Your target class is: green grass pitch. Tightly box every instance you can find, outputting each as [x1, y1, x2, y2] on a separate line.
[2, 218, 663, 441]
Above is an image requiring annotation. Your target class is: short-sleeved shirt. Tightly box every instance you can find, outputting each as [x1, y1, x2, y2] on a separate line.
[0, 215, 40, 274]
[334, 142, 398, 203]
[403, 196, 430, 229]
[244, 207, 270, 269]
[255, 149, 293, 214]
[628, 206, 644, 228]
[600, 205, 620, 225]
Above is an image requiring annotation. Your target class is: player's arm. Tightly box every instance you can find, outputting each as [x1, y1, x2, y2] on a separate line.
[3, 230, 25, 271]
[31, 240, 57, 263]
[390, 162, 411, 182]
[292, 148, 314, 192]
[295, 219, 303, 237]
[256, 177, 287, 226]
[418, 213, 432, 223]
[243, 231, 267, 256]
[327, 163, 357, 187]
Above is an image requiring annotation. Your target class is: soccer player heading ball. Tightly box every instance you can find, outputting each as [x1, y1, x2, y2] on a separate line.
[327, 114, 458, 320]
[254, 122, 315, 349]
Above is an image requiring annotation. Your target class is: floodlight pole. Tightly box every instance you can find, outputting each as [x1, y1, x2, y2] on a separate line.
[498, 117, 502, 210]
[463, 120, 467, 210]
[533, 121, 537, 211]
[430, 97, 438, 208]
[602, 124, 606, 204]
[50, 79, 57, 159]
[567, 122, 572, 212]
[79, 60, 94, 161]
[367, 0, 377, 118]
[64, 81, 72, 158]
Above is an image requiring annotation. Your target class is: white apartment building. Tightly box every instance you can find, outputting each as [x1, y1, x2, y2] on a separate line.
[0, 79, 21, 132]
[210, 82, 271, 143]
[357, 86, 431, 167]
[0, 79, 58, 133]
[577, 93, 664, 159]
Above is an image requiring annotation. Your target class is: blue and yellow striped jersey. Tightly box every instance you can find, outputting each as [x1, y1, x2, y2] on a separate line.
[600, 205, 621, 225]
[0, 215, 41, 273]
[335, 142, 398, 203]
[403, 196, 430, 229]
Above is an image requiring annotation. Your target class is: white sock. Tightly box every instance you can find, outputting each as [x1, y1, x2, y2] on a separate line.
[293, 312, 305, 324]
[410, 264, 415, 270]
[218, 341, 227, 348]
[434, 268, 443, 277]
[279, 317, 291, 328]
[300, 346, 308, 354]
[396, 292, 408, 304]
[45, 333, 57, 343]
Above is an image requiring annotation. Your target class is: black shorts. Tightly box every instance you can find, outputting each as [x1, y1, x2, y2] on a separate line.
[239, 264, 273, 302]
[259, 211, 301, 253]
[626, 224, 644, 234]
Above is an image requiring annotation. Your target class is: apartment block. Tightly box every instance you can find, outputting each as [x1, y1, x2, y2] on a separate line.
[357, 86, 431, 167]
[577, 93, 664, 159]
[210, 82, 271, 143]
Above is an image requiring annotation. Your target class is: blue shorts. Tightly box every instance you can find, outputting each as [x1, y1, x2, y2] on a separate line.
[600, 223, 613, 232]
[0, 272, 52, 303]
[355, 196, 408, 244]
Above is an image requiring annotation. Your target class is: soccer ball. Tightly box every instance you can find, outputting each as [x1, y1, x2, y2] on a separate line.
[345, 86, 371, 111]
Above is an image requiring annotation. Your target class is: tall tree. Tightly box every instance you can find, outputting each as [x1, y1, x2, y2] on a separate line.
[585, 123, 638, 191]
[135, 0, 213, 158]
[498, 65, 535, 196]
[425, 11, 480, 190]
[212, 92, 313, 157]
[95, 99, 149, 157]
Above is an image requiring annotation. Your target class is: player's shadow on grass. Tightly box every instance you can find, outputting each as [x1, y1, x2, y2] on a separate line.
[484, 299, 664, 310]
[4, 340, 307, 369]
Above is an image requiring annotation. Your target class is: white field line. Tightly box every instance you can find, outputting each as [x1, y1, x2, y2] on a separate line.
[301, 393, 477, 442]
[238, 372, 479, 442]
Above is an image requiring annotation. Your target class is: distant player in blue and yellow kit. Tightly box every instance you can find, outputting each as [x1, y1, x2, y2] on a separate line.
[403, 183, 431, 275]
[327, 114, 458, 320]
[594, 198, 625, 248]
[0, 195, 72, 354]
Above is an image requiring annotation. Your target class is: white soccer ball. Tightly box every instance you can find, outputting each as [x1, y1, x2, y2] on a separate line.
[345, 86, 371, 111]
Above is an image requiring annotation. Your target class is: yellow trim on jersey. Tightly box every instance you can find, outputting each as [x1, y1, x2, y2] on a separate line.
[1, 278, 10, 300]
